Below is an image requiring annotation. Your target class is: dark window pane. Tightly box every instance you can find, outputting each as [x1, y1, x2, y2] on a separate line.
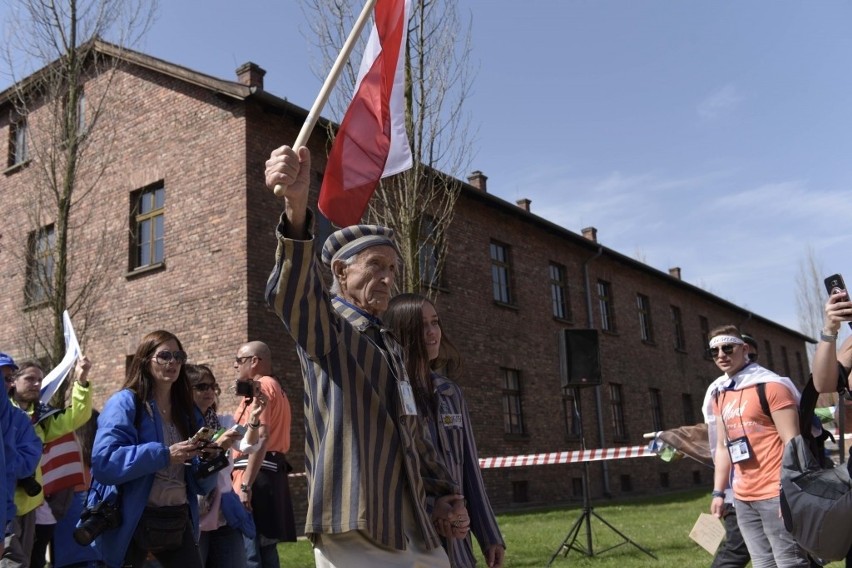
[132, 185, 166, 270]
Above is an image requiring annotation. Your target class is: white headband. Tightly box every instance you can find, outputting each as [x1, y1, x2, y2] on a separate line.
[709, 335, 744, 348]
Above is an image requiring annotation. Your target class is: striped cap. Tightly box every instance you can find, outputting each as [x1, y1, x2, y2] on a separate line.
[321, 225, 400, 266]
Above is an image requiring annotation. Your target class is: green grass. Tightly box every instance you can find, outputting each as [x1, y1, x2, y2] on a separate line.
[276, 488, 842, 567]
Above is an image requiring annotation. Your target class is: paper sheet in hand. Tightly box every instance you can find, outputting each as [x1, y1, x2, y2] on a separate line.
[40, 310, 80, 404]
[689, 513, 725, 555]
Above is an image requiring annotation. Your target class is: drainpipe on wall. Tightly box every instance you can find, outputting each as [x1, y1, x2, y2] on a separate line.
[582, 245, 611, 496]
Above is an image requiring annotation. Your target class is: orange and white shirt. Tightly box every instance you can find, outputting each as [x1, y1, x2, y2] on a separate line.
[714, 382, 797, 501]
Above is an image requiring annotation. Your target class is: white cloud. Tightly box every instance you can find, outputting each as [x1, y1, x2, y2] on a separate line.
[493, 166, 850, 333]
[523, 168, 731, 242]
[697, 84, 745, 121]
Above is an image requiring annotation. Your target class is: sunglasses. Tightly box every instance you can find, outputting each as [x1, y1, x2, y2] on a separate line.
[235, 355, 256, 365]
[153, 350, 188, 365]
[709, 344, 737, 358]
[192, 383, 220, 394]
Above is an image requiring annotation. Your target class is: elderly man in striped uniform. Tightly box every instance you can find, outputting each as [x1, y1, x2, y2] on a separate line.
[264, 145, 470, 568]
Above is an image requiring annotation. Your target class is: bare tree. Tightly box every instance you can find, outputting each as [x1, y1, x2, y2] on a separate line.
[796, 244, 826, 363]
[300, 0, 477, 297]
[1, 0, 156, 366]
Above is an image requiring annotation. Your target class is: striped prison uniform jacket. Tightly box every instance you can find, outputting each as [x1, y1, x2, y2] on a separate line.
[429, 373, 505, 567]
[265, 213, 459, 551]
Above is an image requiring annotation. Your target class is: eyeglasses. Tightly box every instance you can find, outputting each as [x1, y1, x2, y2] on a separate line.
[153, 350, 188, 365]
[192, 383, 220, 394]
[235, 355, 257, 365]
[709, 344, 737, 358]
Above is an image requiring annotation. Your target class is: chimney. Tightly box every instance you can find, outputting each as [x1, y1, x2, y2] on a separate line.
[516, 198, 531, 212]
[236, 62, 266, 90]
[467, 170, 487, 192]
[581, 226, 598, 243]
[669, 267, 682, 280]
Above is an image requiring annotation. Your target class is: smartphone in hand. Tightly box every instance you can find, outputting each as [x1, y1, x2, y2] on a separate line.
[189, 426, 214, 445]
[824, 273, 852, 330]
[825, 274, 847, 296]
[210, 428, 227, 443]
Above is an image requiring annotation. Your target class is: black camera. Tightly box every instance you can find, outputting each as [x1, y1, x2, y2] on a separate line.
[73, 499, 122, 546]
[197, 449, 229, 479]
[235, 380, 256, 398]
[17, 475, 41, 497]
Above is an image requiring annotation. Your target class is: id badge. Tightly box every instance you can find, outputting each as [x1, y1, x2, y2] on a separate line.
[441, 413, 463, 428]
[398, 381, 418, 416]
[726, 436, 752, 463]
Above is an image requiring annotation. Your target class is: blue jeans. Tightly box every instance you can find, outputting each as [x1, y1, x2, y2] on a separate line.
[199, 526, 246, 568]
[244, 534, 279, 568]
[735, 497, 810, 568]
[711, 503, 750, 568]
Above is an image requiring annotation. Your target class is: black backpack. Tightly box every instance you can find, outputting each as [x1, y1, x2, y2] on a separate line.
[777, 366, 852, 562]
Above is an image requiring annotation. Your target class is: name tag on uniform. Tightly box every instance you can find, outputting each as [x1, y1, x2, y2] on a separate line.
[727, 436, 752, 463]
[441, 413, 463, 428]
[398, 381, 418, 416]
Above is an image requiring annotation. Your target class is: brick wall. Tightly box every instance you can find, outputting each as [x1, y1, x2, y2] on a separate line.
[0, 51, 812, 529]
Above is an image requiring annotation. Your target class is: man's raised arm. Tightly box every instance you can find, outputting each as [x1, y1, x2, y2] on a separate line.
[265, 145, 311, 238]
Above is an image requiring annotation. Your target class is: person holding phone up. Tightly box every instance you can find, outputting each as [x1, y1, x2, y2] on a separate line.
[812, 278, 852, 567]
[89, 330, 218, 568]
[230, 341, 296, 568]
[813, 276, 852, 396]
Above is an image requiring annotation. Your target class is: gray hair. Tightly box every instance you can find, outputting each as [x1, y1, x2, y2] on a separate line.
[329, 253, 359, 296]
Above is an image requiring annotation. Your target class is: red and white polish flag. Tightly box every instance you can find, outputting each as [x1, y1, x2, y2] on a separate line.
[41, 431, 85, 495]
[318, 0, 412, 228]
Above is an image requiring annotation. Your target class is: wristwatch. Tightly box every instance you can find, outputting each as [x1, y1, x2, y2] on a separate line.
[821, 330, 839, 342]
[711, 490, 726, 499]
[240, 483, 251, 494]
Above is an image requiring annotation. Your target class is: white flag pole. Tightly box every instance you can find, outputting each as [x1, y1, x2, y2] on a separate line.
[274, 0, 380, 197]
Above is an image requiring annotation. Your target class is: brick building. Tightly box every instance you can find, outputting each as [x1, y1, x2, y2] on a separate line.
[0, 42, 813, 520]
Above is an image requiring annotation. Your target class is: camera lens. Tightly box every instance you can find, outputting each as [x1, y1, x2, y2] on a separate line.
[73, 500, 121, 545]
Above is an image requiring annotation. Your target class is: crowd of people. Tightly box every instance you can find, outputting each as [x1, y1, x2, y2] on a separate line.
[0, 331, 300, 568]
[2, 140, 851, 568]
[0, 141, 507, 568]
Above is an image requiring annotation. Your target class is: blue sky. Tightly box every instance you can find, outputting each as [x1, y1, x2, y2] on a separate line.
[2, 0, 851, 335]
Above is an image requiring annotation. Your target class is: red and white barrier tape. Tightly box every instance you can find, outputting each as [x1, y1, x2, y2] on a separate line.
[286, 428, 852, 477]
[286, 446, 654, 477]
[478, 445, 654, 469]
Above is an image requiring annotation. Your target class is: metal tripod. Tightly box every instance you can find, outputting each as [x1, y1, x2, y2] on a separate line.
[546, 395, 657, 565]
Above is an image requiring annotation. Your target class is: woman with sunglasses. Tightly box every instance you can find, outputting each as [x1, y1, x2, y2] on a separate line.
[384, 294, 505, 568]
[89, 330, 218, 568]
[186, 364, 261, 568]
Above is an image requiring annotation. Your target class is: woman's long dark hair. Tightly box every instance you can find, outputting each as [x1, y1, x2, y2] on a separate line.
[384, 293, 460, 413]
[122, 330, 193, 439]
